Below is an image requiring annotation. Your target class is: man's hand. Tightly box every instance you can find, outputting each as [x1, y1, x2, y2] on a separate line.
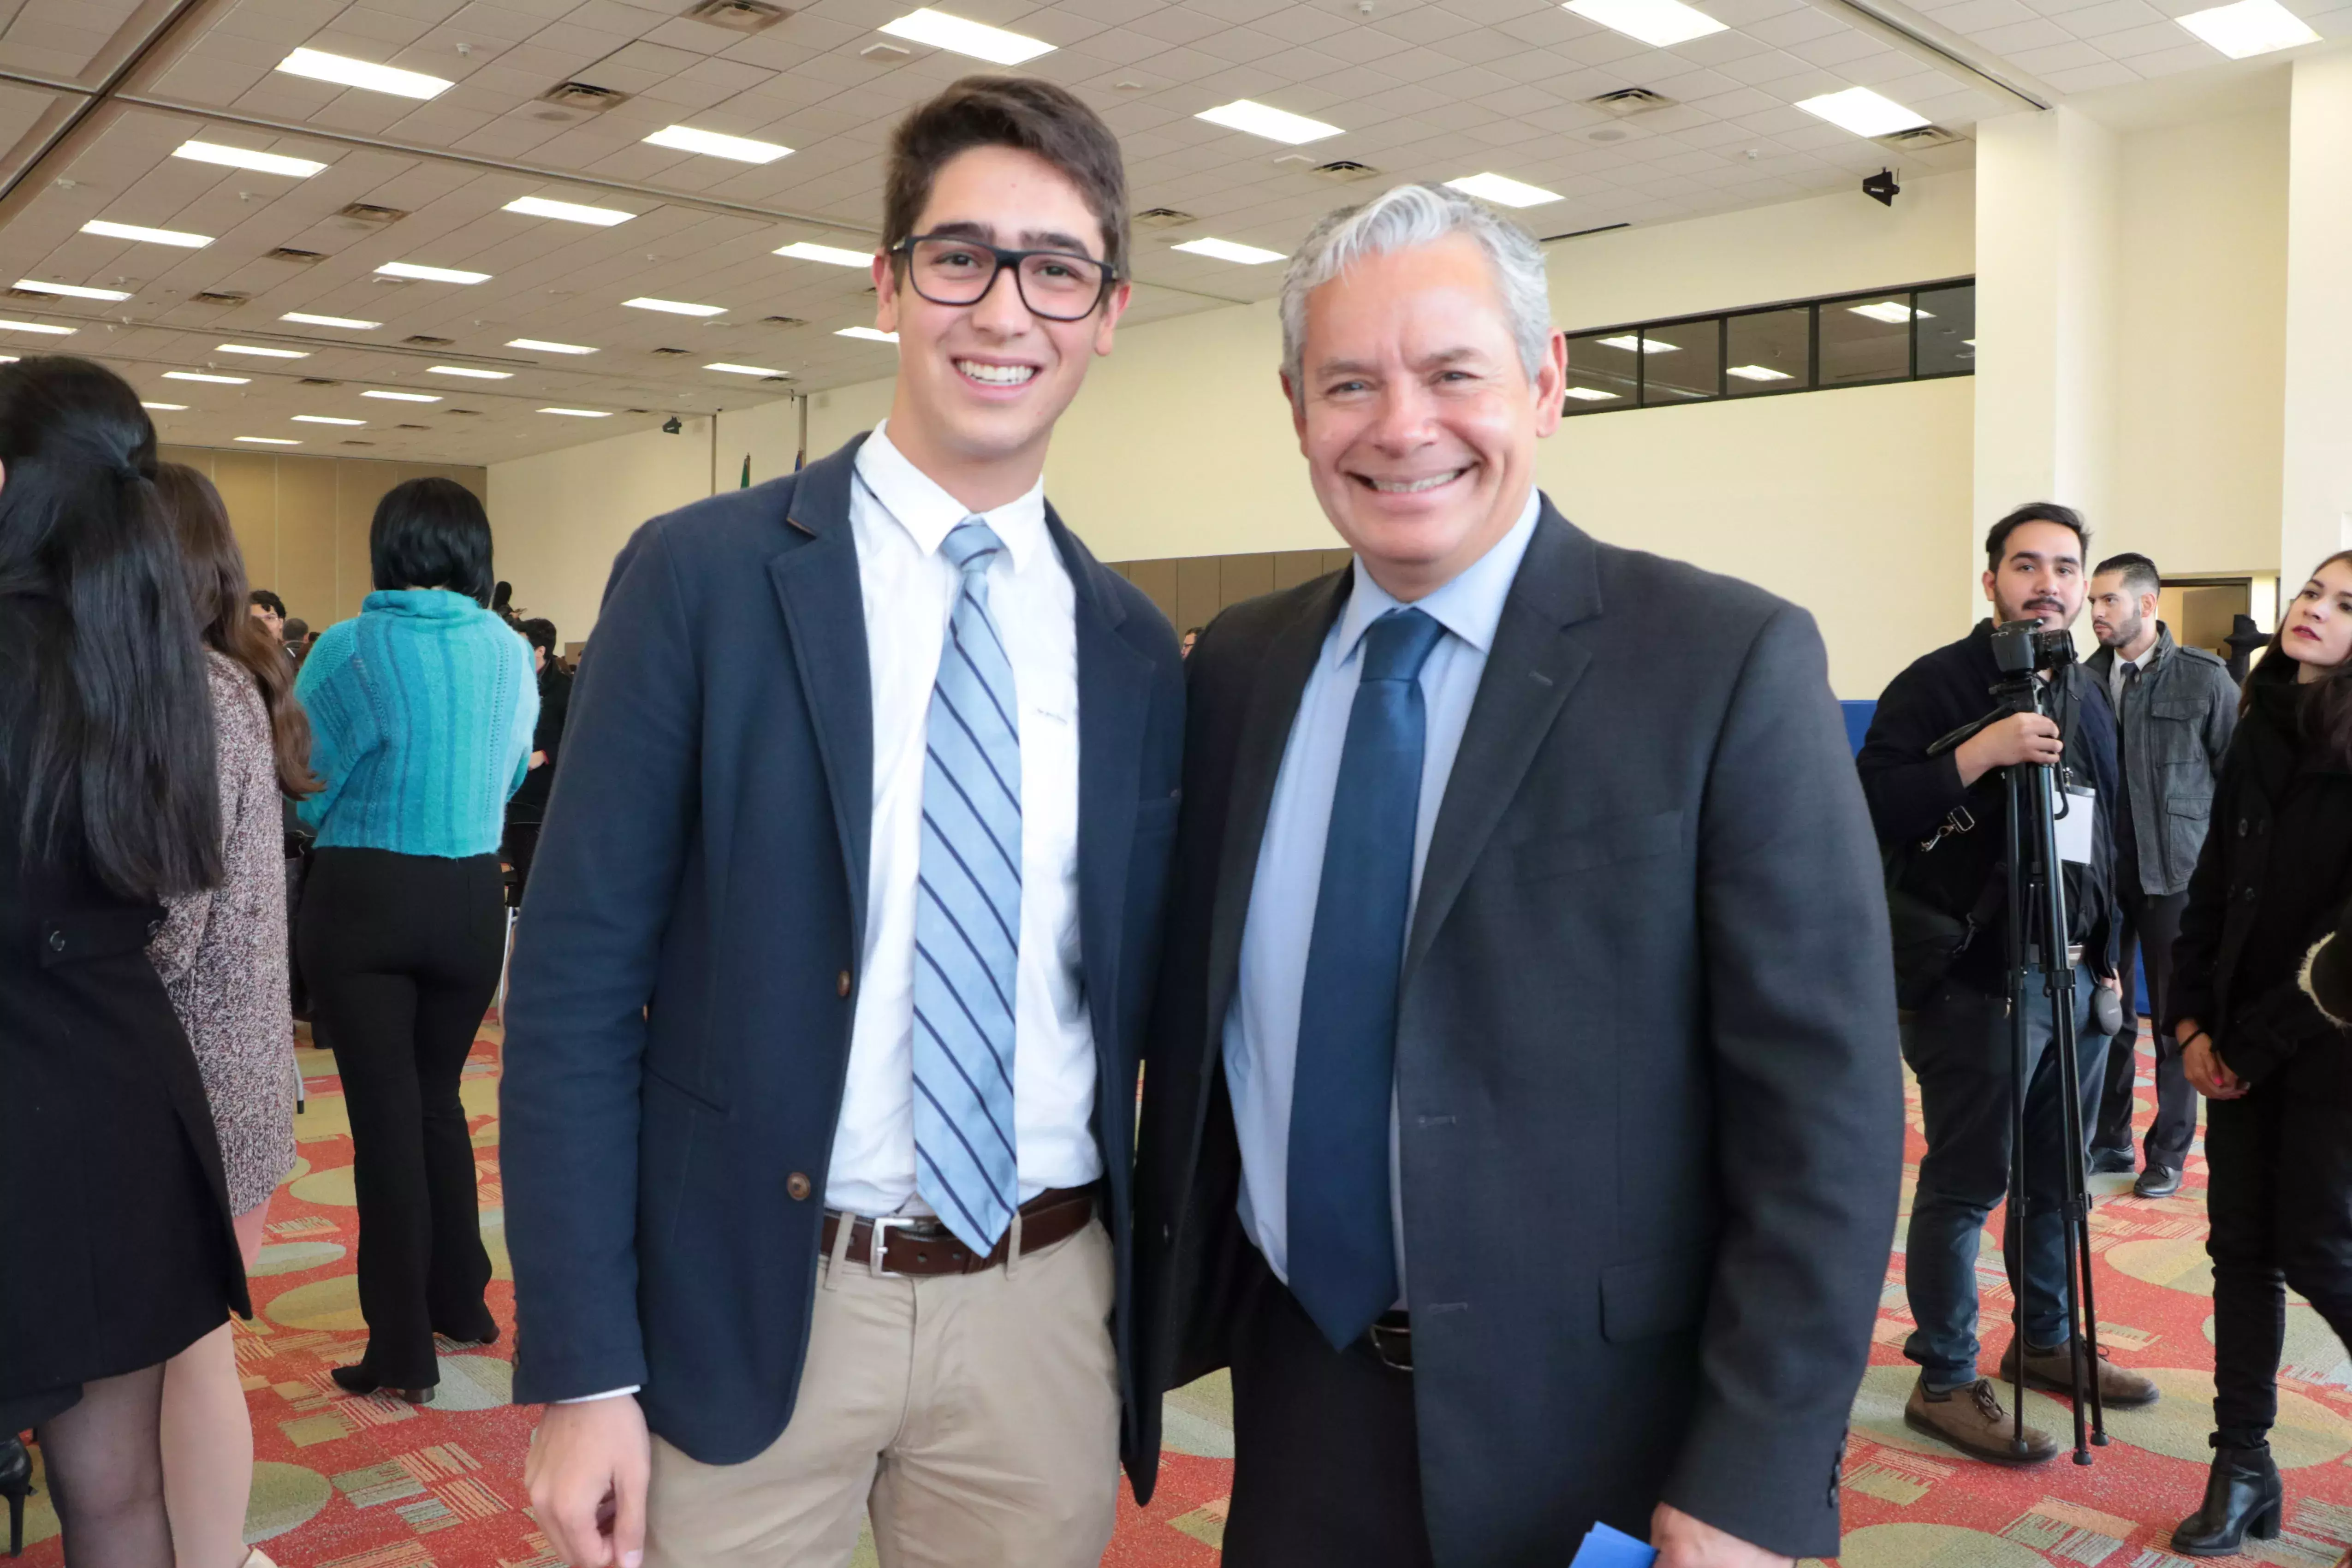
[1954, 712, 2063, 788]
[531, 750, 549, 770]
[526, 1397, 651, 1568]
[2179, 1022, 2245, 1100]
[1653, 1503, 1792, 1568]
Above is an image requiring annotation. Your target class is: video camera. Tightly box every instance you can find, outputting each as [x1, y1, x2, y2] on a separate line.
[1990, 618, 2076, 678]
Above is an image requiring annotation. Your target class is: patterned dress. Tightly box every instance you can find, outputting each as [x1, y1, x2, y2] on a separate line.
[149, 650, 299, 1216]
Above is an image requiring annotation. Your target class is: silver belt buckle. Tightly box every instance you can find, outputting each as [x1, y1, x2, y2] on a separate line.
[1367, 1320, 1413, 1372]
[869, 1214, 920, 1278]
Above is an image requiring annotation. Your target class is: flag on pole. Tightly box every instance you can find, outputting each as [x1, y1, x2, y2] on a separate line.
[739, 454, 751, 488]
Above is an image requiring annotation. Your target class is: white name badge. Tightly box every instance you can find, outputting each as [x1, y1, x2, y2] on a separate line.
[2053, 784, 2097, 866]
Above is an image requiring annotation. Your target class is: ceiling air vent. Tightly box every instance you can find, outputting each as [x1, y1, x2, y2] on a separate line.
[1134, 207, 1195, 228]
[296, 377, 339, 386]
[1586, 87, 1674, 117]
[1876, 124, 1966, 150]
[761, 315, 807, 327]
[651, 346, 691, 355]
[336, 202, 408, 226]
[539, 80, 630, 112]
[190, 290, 248, 305]
[267, 246, 327, 263]
[403, 334, 453, 347]
[448, 408, 481, 416]
[341, 440, 375, 447]
[396, 423, 430, 430]
[687, 0, 793, 30]
[1308, 160, 1379, 183]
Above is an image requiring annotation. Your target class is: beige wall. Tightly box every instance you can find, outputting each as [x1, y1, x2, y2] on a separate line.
[161, 445, 487, 630]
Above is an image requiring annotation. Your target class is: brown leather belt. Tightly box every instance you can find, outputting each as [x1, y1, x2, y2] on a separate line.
[820, 1186, 1097, 1277]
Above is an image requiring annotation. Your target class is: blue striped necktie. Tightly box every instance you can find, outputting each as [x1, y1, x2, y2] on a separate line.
[912, 517, 1023, 1255]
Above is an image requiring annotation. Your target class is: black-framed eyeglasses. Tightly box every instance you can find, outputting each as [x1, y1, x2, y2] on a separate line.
[891, 233, 1116, 322]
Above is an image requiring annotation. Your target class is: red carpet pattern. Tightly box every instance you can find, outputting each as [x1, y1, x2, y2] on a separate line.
[14, 1023, 2350, 1567]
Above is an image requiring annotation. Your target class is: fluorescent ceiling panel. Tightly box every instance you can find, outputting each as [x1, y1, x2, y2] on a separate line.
[236, 436, 300, 445]
[705, 362, 786, 376]
[0, 320, 76, 335]
[1172, 237, 1287, 264]
[275, 47, 451, 100]
[879, 9, 1055, 64]
[2175, 0, 2318, 55]
[164, 370, 245, 383]
[1195, 99, 1342, 144]
[1563, 387, 1620, 400]
[1794, 87, 1929, 138]
[774, 242, 873, 267]
[1596, 333, 1678, 353]
[361, 389, 440, 401]
[837, 326, 898, 342]
[173, 141, 326, 178]
[624, 297, 725, 316]
[539, 408, 613, 417]
[218, 343, 308, 358]
[15, 279, 130, 300]
[1444, 173, 1563, 208]
[376, 261, 490, 284]
[281, 311, 378, 329]
[1725, 364, 1794, 381]
[82, 219, 211, 248]
[1564, 0, 1727, 45]
[642, 125, 791, 164]
[141, 402, 186, 410]
[428, 365, 511, 378]
[1846, 301, 1931, 324]
[503, 195, 635, 226]
[291, 415, 364, 425]
[508, 338, 596, 354]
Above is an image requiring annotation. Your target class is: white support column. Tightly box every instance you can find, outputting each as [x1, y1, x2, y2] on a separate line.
[2279, 50, 2352, 597]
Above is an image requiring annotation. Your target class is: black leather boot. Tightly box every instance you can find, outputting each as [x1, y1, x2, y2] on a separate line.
[1, 1433, 31, 1558]
[2173, 1445, 2284, 1556]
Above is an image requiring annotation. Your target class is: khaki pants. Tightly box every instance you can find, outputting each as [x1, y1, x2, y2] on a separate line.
[644, 1218, 1120, 1568]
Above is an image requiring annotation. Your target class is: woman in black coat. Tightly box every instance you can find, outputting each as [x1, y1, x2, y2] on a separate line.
[2167, 549, 2352, 1556]
[0, 358, 248, 1564]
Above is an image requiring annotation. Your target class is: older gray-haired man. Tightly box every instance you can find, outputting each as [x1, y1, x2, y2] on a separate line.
[1126, 183, 1903, 1568]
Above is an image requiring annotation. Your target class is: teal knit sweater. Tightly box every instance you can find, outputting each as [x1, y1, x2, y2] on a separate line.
[296, 590, 538, 858]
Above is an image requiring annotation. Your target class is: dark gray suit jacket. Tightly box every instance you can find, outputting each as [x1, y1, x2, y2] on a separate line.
[1129, 500, 1903, 1565]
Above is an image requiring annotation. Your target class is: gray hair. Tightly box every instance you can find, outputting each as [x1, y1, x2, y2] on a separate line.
[1278, 181, 1553, 403]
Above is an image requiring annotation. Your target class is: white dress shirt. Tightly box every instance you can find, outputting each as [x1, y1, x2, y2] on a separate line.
[827, 422, 1100, 1218]
[2109, 642, 2152, 710]
[1221, 488, 1541, 1298]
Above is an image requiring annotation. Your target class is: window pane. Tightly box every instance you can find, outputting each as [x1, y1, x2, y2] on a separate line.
[1725, 308, 1809, 396]
[1639, 319, 1719, 405]
[1564, 330, 1639, 412]
[1820, 293, 1913, 386]
[1915, 283, 1975, 376]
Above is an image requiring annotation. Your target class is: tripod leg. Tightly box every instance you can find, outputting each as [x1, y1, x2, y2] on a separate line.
[2005, 765, 2034, 1457]
[2032, 760, 2104, 1461]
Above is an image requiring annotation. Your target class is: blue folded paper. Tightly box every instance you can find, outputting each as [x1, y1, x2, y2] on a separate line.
[1572, 1520, 1659, 1568]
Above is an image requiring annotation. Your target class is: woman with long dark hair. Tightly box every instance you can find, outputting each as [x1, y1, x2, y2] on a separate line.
[2168, 550, 2352, 1556]
[295, 477, 535, 1402]
[148, 463, 315, 1568]
[0, 358, 248, 1566]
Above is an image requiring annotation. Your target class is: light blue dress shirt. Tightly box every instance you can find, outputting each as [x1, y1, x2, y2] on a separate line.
[1223, 488, 1542, 1297]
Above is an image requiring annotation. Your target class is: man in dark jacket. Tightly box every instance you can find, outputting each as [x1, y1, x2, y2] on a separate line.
[504, 617, 570, 904]
[1858, 502, 2155, 1466]
[2084, 555, 2237, 1196]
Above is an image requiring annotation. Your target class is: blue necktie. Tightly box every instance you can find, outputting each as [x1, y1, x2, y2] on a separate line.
[912, 518, 1022, 1255]
[1288, 606, 1447, 1349]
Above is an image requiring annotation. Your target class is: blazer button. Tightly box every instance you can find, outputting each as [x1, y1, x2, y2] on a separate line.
[837, 970, 852, 998]
[2239, 817, 2250, 836]
[787, 1172, 813, 1201]
[46, 930, 65, 953]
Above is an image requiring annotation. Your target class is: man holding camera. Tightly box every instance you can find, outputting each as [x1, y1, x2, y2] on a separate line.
[1859, 502, 2156, 1465]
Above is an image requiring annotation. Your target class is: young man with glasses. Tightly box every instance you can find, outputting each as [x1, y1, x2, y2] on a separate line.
[501, 77, 1184, 1568]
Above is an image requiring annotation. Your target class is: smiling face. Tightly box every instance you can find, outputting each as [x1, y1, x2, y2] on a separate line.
[1284, 232, 1565, 602]
[2280, 557, 2352, 676]
[874, 144, 1130, 513]
[1983, 521, 2085, 631]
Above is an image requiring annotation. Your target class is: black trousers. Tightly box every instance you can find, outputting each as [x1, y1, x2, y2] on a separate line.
[2204, 1031, 2352, 1451]
[503, 816, 541, 908]
[2094, 885, 2196, 1165]
[298, 848, 504, 1386]
[1224, 1247, 1434, 1568]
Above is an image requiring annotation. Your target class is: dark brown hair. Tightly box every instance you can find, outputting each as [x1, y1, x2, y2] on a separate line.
[884, 75, 1130, 283]
[1984, 500, 2089, 574]
[154, 463, 318, 797]
[2248, 547, 2352, 767]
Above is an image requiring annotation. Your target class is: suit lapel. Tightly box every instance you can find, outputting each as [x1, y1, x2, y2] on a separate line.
[772, 437, 875, 951]
[1402, 504, 1602, 983]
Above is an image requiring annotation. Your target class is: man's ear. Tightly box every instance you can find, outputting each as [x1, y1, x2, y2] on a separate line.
[872, 250, 899, 335]
[1532, 329, 1568, 438]
[1283, 372, 1307, 448]
[1981, 569, 1999, 607]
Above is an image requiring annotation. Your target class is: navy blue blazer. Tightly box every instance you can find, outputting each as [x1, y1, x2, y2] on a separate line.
[500, 435, 1185, 1465]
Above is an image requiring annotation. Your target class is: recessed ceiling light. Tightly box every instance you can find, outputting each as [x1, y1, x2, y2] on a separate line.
[235, 436, 301, 445]
[172, 140, 327, 178]
[641, 125, 792, 164]
[17, 279, 132, 302]
[539, 407, 614, 417]
[1444, 173, 1563, 208]
[503, 195, 636, 226]
[82, 219, 212, 249]
[624, 297, 726, 316]
[141, 401, 187, 410]
[774, 241, 873, 267]
[362, 389, 440, 401]
[280, 311, 380, 329]
[274, 46, 451, 100]
[2175, 0, 2318, 55]
[1596, 333, 1679, 353]
[376, 261, 490, 284]
[1172, 237, 1287, 264]
[1195, 99, 1342, 144]
[428, 365, 513, 379]
[218, 343, 309, 358]
[0, 319, 76, 335]
[1726, 364, 1793, 381]
[1794, 87, 1930, 138]
[0, 356, 19, 364]
[291, 415, 365, 425]
[837, 326, 898, 342]
[879, 8, 1055, 64]
[1564, 386, 1621, 401]
[704, 362, 788, 376]
[507, 338, 596, 354]
[1847, 301, 1932, 324]
[1563, 0, 1727, 46]
[164, 370, 246, 383]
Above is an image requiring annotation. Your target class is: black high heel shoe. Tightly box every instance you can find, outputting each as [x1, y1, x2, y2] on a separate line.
[2174, 1445, 2284, 1556]
[1, 1433, 32, 1558]
[330, 1365, 436, 1405]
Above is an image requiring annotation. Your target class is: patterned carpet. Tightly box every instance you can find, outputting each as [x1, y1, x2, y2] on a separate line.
[13, 1022, 2351, 1568]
